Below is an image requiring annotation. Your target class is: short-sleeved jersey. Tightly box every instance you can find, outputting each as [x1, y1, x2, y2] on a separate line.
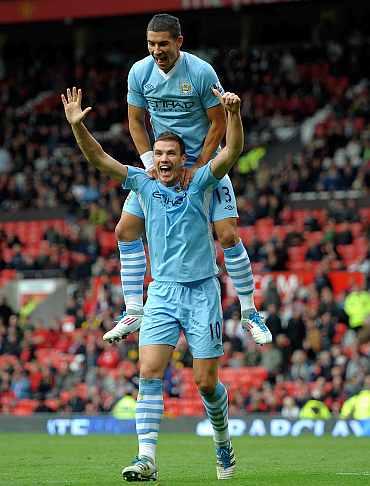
[127, 52, 223, 164]
[123, 163, 219, 282]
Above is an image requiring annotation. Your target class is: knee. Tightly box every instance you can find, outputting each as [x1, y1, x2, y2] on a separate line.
[140, 363, 164, 380]
[194, 374, 217, 395]
[198, 383, 217, 395]
[115, 219, 125, 240]
[217, 226, 239, 249]
[115, 215, 142, 241]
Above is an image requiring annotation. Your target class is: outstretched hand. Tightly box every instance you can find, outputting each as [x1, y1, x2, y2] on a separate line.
[61, 87, 92, 125]
[212, 89, 240, 113]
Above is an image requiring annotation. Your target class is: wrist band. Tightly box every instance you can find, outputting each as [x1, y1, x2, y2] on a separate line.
[140, 150, 154, 169]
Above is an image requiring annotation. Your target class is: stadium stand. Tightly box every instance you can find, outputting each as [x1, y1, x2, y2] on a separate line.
[1, 9, 370, 417]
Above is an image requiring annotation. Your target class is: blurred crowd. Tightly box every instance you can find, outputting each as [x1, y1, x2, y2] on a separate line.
[1, 270, 370, 416]
[1, 33, 370, 220]
[0, 29, 370, 417]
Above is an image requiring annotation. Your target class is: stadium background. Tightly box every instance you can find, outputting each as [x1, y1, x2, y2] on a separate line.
[0, 0, 370, 435]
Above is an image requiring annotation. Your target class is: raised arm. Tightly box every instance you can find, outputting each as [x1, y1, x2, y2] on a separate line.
[196, 104, 226, 167]
[210, 90, 243, 179]
[128, 105, 151, 155]
[61, 87, 127, 182]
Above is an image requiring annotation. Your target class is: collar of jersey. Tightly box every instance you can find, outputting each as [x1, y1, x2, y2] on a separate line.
[156, 180, 183, 192]
[156, 51, 183, 80]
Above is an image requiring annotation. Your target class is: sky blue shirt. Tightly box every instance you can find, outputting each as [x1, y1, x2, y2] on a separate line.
[123, 163, 219, 282]
[127, 51, 223, 164]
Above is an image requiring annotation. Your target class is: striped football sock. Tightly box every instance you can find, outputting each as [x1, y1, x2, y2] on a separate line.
[223, 240, 255, 312]
[200, 382, 230, 447]
[136, 378, 164, 462]
[118, 239, 146, 312]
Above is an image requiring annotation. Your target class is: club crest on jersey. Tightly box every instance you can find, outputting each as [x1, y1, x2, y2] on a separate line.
[179, 81, 192, 95]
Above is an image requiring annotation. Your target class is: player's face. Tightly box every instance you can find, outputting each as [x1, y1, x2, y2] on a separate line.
[153, 140, 186, 186]
[147, 31, 183, 73]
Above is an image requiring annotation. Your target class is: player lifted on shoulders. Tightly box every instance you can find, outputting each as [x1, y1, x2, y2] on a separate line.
[104, 13, 271, 346]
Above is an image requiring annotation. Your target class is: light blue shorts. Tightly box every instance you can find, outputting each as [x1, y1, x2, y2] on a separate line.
[123, 174, 238, 222]
[139, 277, 224, 359]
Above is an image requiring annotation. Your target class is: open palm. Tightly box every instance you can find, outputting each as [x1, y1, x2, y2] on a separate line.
[61, 87, 92, 125]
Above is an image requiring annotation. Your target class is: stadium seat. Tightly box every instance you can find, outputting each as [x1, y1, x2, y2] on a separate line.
[359, 208, 370, 223]
[306, 231, 324, 244]
[97, 230, 116, 256]
[288, 246, 307, 262]
[44, 399, 60, 411]
[238, 227, 254, 245]
[353, 237, 368, 252]
[337, 244, 361, 264]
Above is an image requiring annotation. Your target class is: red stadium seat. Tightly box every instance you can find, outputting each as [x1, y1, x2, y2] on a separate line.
[288, 246, 307, 262]
[337, 244, 362, 264]
[353, 237, 368, 253]
[0, 270, 16, 286]
[359, 208, 370, 223]
[11, 399, 39, 416]
[238, 227, 254, 245]
[97, 230, 116, 256]
[44, 399, 61, 411]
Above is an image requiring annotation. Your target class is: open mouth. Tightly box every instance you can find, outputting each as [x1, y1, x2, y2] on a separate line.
[155, 56, 167, 66]
[159, 164, 172, 175]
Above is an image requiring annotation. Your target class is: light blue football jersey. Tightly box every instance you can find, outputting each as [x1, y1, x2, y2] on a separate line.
[122, 163, 219, 282]
[127, 51, 223, 164]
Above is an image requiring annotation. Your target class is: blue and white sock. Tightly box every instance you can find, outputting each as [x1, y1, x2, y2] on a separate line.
[223, 240, 255, 313]
[136, 378, 164, 462]
[200, 382, 230, 447]
[118, 239, 146, 312]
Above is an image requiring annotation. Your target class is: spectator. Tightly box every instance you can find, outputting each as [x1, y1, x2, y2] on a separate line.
[265, 303, 283, 338]
[281, 396, 300, 418]
[344, 283, 370, 330]
[285, 306, 306, 352]
[299, 397, 331, 419]
[290, 350, 312, 381]
[0, 297, 13, 327]
[340, 374, 370, 419]
[11, 371, 31, 399]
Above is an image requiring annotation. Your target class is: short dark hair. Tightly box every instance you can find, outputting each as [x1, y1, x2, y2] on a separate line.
[155, 131, 185, 155]
[147, 13, 181, 39]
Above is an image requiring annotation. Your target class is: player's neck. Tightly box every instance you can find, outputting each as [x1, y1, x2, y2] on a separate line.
[159, 176, 180, 187]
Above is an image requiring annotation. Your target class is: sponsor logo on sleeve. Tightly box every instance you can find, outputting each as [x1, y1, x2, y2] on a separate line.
[212, 83, 225, 95]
